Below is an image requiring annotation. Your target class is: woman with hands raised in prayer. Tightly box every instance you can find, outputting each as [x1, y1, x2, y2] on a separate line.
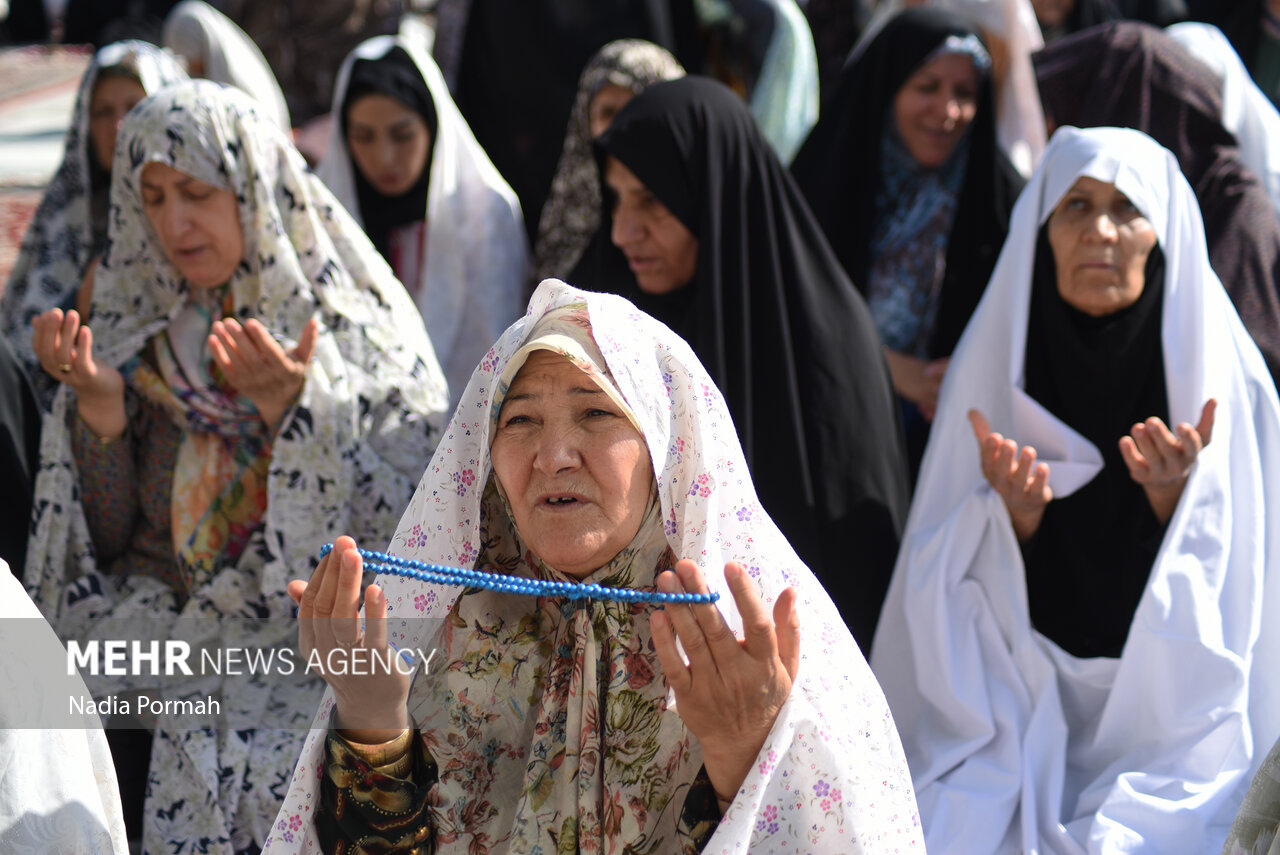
[267, 280, 923, 854]
[24, 80, 448, 853]
[872, 126, 1280, 854]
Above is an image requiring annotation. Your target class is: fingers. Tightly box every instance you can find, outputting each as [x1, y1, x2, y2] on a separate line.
[679, 560, 739, 659]
[773, 587, 800, 680]
[293, 318, 319, 366]
[55, 309, 80, 369]
[73, 325, 95, 375]
[1197, 399, 1217, 447]
[310, 538, 346, 618]
[726, 563, 776, 659]
[650, 608, 692, 695]
[656, 563, 722, 677]
[287, 579, 308, 605]
[364, 585, 389, 659]
[332, 541, 364, 645]
[1028, 461, 1051, 502]
[242, 318, 289, 365]
[968, 408, 990, 445]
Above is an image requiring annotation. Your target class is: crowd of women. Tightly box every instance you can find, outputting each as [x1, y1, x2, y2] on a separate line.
[1, 0, 1280, 853]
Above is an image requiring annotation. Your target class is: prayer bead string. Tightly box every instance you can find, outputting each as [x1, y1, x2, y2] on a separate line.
[318, 544, 720, 604]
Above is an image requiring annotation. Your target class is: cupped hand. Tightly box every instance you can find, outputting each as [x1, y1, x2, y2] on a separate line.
[288, 535, 411, 743]
[650, 560, 799, 806]
[32, 307, 125, 437]
[969, 408, 1052, 543]
[209, 316, 318, 431]
[1119, 399, 1216, 524]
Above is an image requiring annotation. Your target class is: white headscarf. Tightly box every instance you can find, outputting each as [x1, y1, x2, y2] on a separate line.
[162, 0, 292, 131]
[1166, 21, 1280, 220]
[0, 561, 128, 855]
[748, 0, 819, 166]
[264, 279, 923, 854]
[856, 0, 1046, 175]
[317, 35, 529, 408]
[0, 41, 187, 378]
[871, 126, 1280, 854]
[24, 80, 449, 852]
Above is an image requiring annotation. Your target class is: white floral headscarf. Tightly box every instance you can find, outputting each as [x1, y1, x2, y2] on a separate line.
[0, 41, 187, 378]
[265, 279, 923, 854]
[24, 80, 449, 853]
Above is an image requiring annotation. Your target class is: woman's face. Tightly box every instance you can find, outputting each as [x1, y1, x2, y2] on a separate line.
[588, 84, 634, 138]
[605, 156, 699, 295]
[1032, 0, 1076, 27]
[491, 349, 654, 580]
[140, 162, 244, 289]
[89, 74, 147, 171]
[893, 51, 980, 169]
[345, 93, 432, 197]
[1048, 176, 1158, 317]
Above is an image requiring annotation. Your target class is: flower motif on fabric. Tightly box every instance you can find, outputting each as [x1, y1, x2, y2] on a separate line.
[736, 506, 752, 522]
[452, 468, 477, 496]
[755, 803, 780, 835]
[687, 473, 711, 499]
[459, 540, 478, 565]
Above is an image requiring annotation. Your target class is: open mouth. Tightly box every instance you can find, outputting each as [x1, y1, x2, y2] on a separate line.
[545, 496, 579, 505]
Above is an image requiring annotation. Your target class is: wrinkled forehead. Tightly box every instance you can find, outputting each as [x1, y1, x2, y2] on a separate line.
[1038, 127, 1170, 239]
[490, 306, 642, 437]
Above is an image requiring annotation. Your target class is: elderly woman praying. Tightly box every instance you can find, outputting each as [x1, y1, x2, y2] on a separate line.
[266, 280, 924, 854]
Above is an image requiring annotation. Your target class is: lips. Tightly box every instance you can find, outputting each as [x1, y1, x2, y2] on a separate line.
[535, 491, 590, 510]
[625, 255, 656, 272]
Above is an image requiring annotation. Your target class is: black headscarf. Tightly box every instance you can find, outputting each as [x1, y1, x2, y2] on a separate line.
[579, 76, 910, 651]
[0, 335, 41, 579]
[1022, 229, 1168, 659]
[341, 45, 438, 260]
[790, 7, 1023, 362]
[1189, 0, 1263, 81]
[1034, 22, 1280, 385]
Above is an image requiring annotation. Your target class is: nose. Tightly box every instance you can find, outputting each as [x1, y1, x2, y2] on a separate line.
[165, 196, 193, 238]
[377, 136, 398, 172]
[1083, 211, 1119, 243]
[611, 204, 643, 249]
[532, 423, 582, 476]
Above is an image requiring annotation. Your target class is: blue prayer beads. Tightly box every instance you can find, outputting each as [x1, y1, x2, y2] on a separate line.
[317, 543, 720, 604]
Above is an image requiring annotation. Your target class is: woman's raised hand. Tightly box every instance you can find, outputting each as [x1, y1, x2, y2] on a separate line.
[650, 560, 799, 807]
[1119, 399, 1216, 524]
[969, 408, 1052, 543]
[288, 535, 411, 744]
[32, 307, 126, 438]
[209, 316, 318, 432]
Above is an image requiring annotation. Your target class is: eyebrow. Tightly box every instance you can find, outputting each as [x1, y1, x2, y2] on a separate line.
[350, 118, 420, 133]
[140, 175, 195, 192]
[501, 386, 607, 405]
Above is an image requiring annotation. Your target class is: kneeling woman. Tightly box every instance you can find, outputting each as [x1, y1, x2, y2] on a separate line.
[872, 127, 1280, 853]
[25, 81, 449, 851]
[267, 281, 923, 853]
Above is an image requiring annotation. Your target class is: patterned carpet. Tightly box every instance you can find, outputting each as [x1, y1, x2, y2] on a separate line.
[0, 190, 40, 291]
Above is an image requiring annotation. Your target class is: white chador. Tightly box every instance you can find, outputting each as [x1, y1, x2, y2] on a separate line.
[872, 126, 1280, 854]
